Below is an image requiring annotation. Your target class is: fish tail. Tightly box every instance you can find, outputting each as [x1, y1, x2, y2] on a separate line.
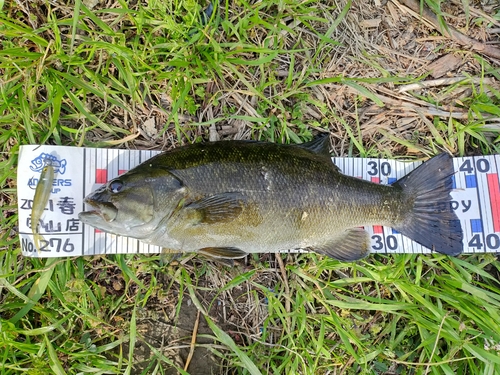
[392, 153, 463, 255]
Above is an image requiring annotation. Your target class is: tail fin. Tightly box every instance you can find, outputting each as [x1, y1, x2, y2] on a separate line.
[392, 153, 463, 256]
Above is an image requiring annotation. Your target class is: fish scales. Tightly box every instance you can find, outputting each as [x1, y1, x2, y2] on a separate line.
[147, 142, 397, 249]
[79, 137, 463, 260]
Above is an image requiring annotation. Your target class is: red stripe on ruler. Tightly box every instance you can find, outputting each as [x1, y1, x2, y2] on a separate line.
[487, 173, 500, 232]
[371, 177, 380, 183]
[96, 169, 107, 184]
[118, 169, 127, 175]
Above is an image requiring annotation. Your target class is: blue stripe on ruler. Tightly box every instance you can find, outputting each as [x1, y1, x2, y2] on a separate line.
[470, 219, 483, 233]
[465, 175, 477, 188]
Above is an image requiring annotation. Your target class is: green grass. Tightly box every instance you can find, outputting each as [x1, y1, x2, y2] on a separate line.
[1, 0, 500, 374]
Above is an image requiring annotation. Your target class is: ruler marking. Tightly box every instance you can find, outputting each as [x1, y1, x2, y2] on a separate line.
[481, 156, 494, 243]
[82, 148, 86, 257]
[380, 161, 389, 253]
[472, 157, 486, 253]
[487, 172, 500, 233]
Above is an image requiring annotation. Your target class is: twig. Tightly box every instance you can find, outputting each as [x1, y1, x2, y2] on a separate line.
[424, 312, 449, 375]
[275, 254, 291, 330]
[347, 85, 471, 119]
[388, 356, 476, 366]
[482, 123, 500, 131]
[372, 84, 445, 108]
[101, 132, 141, 146]
[230, 91, 260, 118]
[184, 310, 201, 372]
[396, 0, 500, 60]
[419, 107, 469, 119]
[398, 77, 473, 93]
[469, 7, 500, 28]
[14, 0, 38, 29]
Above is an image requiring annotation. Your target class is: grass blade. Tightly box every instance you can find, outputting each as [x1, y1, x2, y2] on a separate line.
[45, 334, 67, 375]
[205, 316, 263, 375]
[9, 258, 58, 324]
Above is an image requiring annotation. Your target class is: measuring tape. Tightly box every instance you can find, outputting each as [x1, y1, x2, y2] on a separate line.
[17, 145, 500, 257]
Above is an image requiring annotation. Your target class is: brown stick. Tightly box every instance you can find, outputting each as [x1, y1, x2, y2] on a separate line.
[275, 253, 291, 330]
[184, 310, 201, 372]
[398, 0, 500, 60]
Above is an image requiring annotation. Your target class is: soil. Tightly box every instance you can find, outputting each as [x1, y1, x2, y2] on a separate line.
[117, 255, 282, 375]
[132, 297, 221, 375]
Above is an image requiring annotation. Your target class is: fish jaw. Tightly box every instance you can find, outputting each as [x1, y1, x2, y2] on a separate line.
[79, 196, 119, 226]
[78, 187, 128, 233]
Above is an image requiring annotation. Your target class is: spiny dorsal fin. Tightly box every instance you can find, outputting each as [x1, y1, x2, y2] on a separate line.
[296, 134, 331, 156]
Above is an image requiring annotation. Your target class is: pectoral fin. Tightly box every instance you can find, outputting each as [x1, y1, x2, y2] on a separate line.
[199, 247, 248, 259]
[313, 228, 371, 261]
[185, 192, 245, 224]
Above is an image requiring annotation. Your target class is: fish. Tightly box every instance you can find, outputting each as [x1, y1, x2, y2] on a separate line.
[32, 159, 55, 253]
[78, 136, 463, 260]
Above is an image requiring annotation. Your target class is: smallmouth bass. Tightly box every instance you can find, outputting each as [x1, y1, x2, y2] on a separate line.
[79, 137, 463, 260]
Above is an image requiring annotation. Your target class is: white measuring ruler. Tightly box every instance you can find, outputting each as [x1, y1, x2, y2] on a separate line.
[18, 145, 500, 258]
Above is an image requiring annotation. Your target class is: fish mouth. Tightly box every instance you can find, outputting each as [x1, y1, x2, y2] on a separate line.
[79, 198, 118, 223]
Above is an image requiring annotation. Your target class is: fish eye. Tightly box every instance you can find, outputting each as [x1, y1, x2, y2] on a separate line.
[109, 180, 124, 193]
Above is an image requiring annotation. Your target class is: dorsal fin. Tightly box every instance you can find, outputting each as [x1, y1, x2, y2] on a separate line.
[296, 134, 330, 155]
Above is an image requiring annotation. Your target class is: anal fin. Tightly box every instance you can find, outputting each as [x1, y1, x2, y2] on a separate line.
[313, 228, 371, 261]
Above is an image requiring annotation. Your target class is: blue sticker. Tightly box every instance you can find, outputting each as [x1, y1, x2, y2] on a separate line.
[30, 153, 67, 175]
